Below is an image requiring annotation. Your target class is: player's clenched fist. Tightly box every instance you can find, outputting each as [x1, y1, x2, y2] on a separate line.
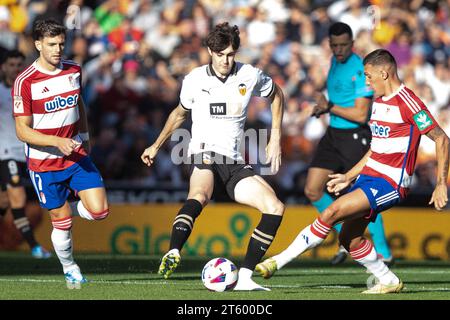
[56, 137, 81, 156]
[326, 173, 350, 196]
[141, 145, 158, 167]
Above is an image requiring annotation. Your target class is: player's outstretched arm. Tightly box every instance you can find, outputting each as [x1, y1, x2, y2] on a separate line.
[265, 84, 284, 174]
[15, 115, 80, 156]
[141, 104, 189, 167]
[426, 126, 450, 210]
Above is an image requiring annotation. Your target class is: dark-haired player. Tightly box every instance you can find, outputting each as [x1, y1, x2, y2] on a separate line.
[141, 22, 286, 291]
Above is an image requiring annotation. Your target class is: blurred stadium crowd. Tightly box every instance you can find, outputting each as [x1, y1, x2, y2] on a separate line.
[1, 0, 450, 201]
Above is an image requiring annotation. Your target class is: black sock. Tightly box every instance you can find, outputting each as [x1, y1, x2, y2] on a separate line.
[11, 208, 38, 249]
[241, 214, 283, 271]
[169, 199, 203, 251]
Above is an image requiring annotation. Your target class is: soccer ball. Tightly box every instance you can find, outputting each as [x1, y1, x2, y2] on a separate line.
[201, 257, 238, 292]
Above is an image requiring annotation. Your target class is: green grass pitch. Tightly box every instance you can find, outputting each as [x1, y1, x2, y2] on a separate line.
[0, 252, 449, 300]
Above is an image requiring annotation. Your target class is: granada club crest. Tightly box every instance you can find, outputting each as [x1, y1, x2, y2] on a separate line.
[68, 74, 77, 88]
[238, 83, 247, 96]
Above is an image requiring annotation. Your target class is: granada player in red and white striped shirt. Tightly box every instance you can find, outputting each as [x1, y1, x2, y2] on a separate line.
[257, 49, 449, 294]
[13, 19, 110, 288]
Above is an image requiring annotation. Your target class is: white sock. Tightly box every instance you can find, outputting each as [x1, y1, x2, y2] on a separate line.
[273, 218, 331, 269]
[70, 201, 94, 220]
[350, 239, 399, 285]
[51, 228, 77, 274]
[238, 268, 253, 280]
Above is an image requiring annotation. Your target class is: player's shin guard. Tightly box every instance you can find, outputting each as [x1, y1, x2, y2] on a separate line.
[70, 201, 109, 221]
[169, 199, 203, 251]
[272, 217, 331, 269]
[241, 214, 282, 271]
[350, 238, 399, 285]
[11, 208, 38, 248]
[51, 217, 77, 273]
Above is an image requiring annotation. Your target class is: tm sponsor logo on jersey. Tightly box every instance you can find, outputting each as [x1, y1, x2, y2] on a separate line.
[44, 94, 79, 112]
[210, 103, 226, 115]
[370, 121, 390, 138]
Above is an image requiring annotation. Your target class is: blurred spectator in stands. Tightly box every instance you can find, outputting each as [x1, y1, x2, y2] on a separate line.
[123, 59, 147, 96]
[100, 73, 142, 120]
[67, 36, 88, 65]
[353, 29, 379, 58]
[428, 61, 450, 109]
[247, 7, 276, 48]
[192, 2, 211, 38]
[108, 17, 143, 60]
[2, 0, 450, 199]
[387, 29, 412, 68]
[0, 6, 17, 50]
[145, 14, 181, 59]
[311, 5, 333, 45]
[328, 0, 372, 37]
[129, 0, 161, 34]
[94, 0, 125, 35]
[175, 18, 203, 59]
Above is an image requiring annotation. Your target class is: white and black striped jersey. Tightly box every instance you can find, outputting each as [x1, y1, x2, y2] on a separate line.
[180, 62, 274, 161]
[0, 82, 25, 161]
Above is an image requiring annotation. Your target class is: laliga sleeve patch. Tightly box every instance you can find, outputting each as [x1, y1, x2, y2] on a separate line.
[13, 95, 24, 113]
[413, 110, 433, 131]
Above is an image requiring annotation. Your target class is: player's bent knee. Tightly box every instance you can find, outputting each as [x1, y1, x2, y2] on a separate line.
[189, 192, 209, 207]
[263, 198, 285, 215]
[304, 187, 322, 202]
[321, 203, 340, 225]
[89, 208, 109, 220]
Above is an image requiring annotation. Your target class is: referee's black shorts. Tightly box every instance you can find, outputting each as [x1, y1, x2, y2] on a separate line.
[310, 125, 371, 173]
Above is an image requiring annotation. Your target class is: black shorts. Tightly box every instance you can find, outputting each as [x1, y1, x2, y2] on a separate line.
[310, 125, 371, 173]
[0, 159, 28, 189]
[190, 152, 256, 201]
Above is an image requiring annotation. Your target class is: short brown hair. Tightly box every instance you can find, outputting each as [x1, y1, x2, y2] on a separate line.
[32, 19, 66, 41]
[205, 22, 240, 52]
[363, 49, 397, 68]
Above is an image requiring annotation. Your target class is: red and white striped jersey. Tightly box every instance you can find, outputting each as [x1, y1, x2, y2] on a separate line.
[12, 60, 87, 172]
[361, 84, 438, 197]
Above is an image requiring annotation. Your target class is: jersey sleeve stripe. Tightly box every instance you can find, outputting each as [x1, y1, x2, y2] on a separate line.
[262, 82, 275, 98]
[398, 90, 420, 113]
[180, 103, 190, 111]
[401, 88, 422, 111]
[14, 65, 36, 96]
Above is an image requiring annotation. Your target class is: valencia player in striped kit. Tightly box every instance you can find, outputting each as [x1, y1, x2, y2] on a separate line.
[13, 19, 109, 288]
[0, 50, 51, 259]
[141, 22, 285, 291]
[256, 49, 449, 294]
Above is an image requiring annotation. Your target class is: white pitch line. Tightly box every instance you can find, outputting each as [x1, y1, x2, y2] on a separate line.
[0, 279, 449, 293]
[284, 269, 450, 275]
[0, 278, 191, 286]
